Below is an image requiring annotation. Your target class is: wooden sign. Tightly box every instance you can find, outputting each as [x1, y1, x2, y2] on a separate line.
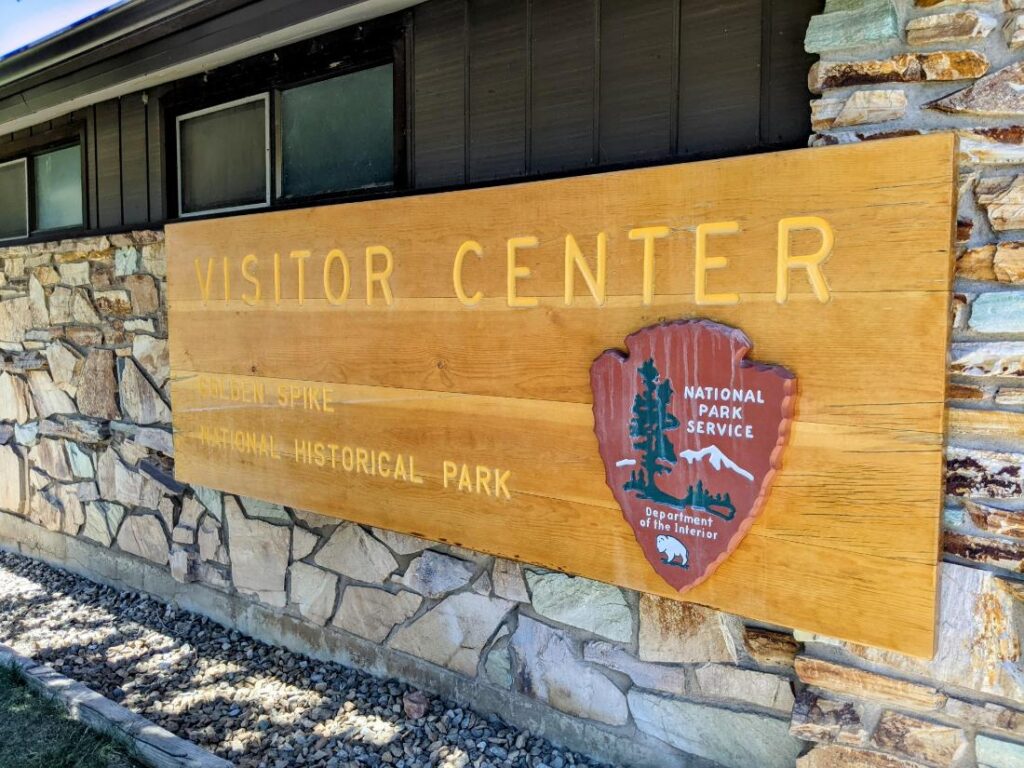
[591, 319, 797, 593]
[167, 134, 956, 657]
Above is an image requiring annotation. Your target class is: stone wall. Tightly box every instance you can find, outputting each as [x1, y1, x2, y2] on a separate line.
[802, 1, 1024, 767]
[0, 3, 1020, 766]
[0, 233, 805, 767]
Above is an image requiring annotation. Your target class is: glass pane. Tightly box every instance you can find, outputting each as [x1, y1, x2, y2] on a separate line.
[180, 97, 268, 214]
[34, 146, 83, 231]
[282, 64, 394, 198]
[0, 160, 27, 240]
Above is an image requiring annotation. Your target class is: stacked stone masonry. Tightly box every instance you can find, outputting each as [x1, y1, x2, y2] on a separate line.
[0, 231, 805, 768]
[0, 2, 1020, 766]
[805, 0, 1024, 766]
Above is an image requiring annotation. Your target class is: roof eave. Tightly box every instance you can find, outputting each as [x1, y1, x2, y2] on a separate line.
[0, 0, 422, 137]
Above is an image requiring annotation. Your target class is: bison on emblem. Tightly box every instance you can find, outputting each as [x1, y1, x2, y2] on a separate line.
[590, 319, 797, 593]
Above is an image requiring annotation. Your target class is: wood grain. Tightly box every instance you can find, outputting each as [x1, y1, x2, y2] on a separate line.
[169, 293, 949, 408]
[168, 135, 957, 657]
[172, 374, 941, 563]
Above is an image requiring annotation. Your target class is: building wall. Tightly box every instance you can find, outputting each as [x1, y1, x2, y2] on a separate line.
[0, 230, 805, 768]
[0, 97, 162, 230]
[410, 0, 818, 186]
[0, 0, 818, 233]
[798, 1, 1024, 766]
[0, 3, 1020, 768]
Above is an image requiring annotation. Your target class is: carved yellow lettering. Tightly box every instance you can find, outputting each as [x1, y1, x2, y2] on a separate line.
[341, 446, 355, 472]
[495, 469, 511, 500]
[629, 226, 671, 305]
[458, 464, 473, 492]
[695, 221, 740, 306]
[476, 466, 492, 496]
[564, 233, 607, 306]
[777, 216, 833, 304]
[379, 451, 391, 478]
[290, 250, 311, 305]
[194, 258, 215, 304]
[410, 455, 423, 484]
[241, 253, 261, 306]
[356, 447, 371, 474]
[323, 248, 350, 305]
[394, 454, 408, 481]
[507, 236, 539, 308]
[366, 245, 395, 306]
[222, 257, 231, 303]
[443, 460, 458, 488]
[453, 240, 483, 306]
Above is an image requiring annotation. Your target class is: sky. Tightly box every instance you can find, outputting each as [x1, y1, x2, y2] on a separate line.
[0, 0, 127, 59]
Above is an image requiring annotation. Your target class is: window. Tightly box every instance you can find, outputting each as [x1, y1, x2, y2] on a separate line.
[34, 146, 84, 231]
[177, 94, 270, 216]
[0, 143, 84, 241]
[173, 62, 398, 217]
[0, 159, 28, 241]
[280, 64, 394, 198]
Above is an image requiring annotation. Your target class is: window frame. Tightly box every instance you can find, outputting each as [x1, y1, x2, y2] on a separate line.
[0, 122, 87, 243]
[162, 14, 407, 222]
[0, 157, 29, 243]
[273, 61, 398, 204]
[175, 92, 272, 218]
[31, 141, 87, 234]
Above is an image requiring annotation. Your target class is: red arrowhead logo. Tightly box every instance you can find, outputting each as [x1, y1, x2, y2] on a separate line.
[591, 320, 797, 593]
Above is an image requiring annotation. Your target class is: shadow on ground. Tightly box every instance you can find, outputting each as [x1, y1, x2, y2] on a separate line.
[0, 552, 603, 768]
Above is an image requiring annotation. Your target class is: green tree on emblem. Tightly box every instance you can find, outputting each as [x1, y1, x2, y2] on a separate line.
[624, 358, 680, 503]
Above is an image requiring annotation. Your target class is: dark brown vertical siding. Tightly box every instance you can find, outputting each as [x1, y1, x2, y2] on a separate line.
[0, 0, 816, 234]
[598, 0, 679, 164]
[147, 89, 168, 222]
[411, 0, 468, 188]
[82, 106, 99, 229]
[678, 0, 762, 156]
[467, 0, 528, 182]
[94, 99, 122, 228]
[529, 0, 597, 175]
[119, 93, 149, 225]
[760, 0, 819, 146]
[411, 0, 814, 189]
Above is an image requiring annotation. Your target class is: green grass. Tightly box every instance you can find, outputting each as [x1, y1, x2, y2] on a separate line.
[0, 665, 141, 768]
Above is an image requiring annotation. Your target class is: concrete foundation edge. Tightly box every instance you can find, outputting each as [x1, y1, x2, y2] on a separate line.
[0, 641, 232, 768]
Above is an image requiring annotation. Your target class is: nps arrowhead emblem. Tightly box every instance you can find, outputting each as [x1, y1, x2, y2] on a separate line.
[590, 320, 797, 593]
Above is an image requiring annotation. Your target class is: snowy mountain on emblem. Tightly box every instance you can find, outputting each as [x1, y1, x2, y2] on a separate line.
[678, 445, 754, 482]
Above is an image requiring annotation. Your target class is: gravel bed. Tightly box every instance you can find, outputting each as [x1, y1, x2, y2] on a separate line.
[0, 552, 612, 768]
